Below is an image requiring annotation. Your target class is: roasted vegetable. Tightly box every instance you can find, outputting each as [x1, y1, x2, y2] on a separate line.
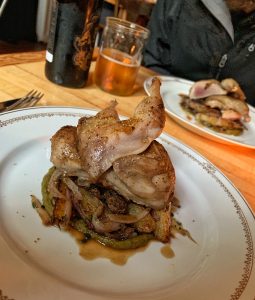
[31, 195, 52, 225]
[134, 213, 156, 233]
[72, 219, 153, 250]
[153, 204, 171, 243]
[171, 217, 196, 243]
[41, 167, 55, 216]
[39, 167, 176, 250]
[80, 188, 102, 219]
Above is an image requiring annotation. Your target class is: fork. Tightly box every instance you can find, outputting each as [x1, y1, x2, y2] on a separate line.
[0, 90, 44, 113]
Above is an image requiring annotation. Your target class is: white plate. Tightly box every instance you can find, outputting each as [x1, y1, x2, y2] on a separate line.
[0, 107, 254, 300]
[144, 76, 255, 149]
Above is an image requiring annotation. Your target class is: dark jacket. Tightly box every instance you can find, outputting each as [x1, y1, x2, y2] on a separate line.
[143, 0, 255, 106]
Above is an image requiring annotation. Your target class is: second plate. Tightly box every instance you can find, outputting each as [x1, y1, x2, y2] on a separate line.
[144, 76, 255, 149]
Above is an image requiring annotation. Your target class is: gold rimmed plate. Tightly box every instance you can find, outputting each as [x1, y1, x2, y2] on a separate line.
[0, 107, 254, 299]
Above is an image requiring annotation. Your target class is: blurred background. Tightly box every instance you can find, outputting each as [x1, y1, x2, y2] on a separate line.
[0, 0, 156, 54]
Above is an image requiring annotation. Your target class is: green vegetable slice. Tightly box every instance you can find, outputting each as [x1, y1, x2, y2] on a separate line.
[41, 166, 55, 216]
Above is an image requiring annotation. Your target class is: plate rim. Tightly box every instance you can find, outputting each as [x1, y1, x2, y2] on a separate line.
[0, 106, 254, 300]
[1, 105, 254, 219]
[1, 106, 254, 219]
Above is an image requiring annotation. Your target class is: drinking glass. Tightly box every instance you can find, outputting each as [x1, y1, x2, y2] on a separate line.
[94, 17, 150, 96]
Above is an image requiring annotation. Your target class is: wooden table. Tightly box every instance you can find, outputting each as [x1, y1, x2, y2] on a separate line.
[0, 51, 254, 213]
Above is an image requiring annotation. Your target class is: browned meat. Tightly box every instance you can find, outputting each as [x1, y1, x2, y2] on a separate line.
[221, 110, 242, 120]
[189, 78, 247, 102]
[189, 79, 227, 99]
[205, 95, 250, 122]
[39, 77, 176, 247]
[180, 77, 251, 136]
[180, 95, 220, 116]
[101, 141, 175, 210]
[77, 77, 165, 182]
[103, 190, 128, 214]
[220, 78, 246, 101]
[50, 126, 88, 178]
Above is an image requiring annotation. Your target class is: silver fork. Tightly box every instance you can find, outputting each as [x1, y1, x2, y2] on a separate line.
[0, 90, 44, 113]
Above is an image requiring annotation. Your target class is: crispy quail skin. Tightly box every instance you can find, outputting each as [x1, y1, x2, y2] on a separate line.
[47, 77, 175, 245]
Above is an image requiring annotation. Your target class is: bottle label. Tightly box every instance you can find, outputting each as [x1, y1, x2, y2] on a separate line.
[46, 1, 59, 63]
[73, 0, 102, 71]
[46, 50, 53, 63]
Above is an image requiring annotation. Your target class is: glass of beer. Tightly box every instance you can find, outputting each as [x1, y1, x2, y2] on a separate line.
[94, 17, 150, 96]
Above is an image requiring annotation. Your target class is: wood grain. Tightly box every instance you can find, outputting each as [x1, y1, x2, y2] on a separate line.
[0, 41, 46, 55]
[0, 49, 101, 68]
[0, 54, 254, 214]
[0, 50, 46, 67]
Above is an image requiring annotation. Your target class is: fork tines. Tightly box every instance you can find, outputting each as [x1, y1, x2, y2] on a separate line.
[5, 90, 44, 112]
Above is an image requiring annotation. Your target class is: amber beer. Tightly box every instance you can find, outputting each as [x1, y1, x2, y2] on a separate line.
[94, 48, 139, 96]
[94, 17, 149, 96]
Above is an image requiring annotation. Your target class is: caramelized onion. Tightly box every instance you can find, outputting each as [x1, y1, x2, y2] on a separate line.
[61, 189, 72, 228]
[63, 177, 88, 220]
[48, 169, 65, 199]
[107, 209, 149, 224]
[63, 177, 83, 200]
[31, 195, 52, 225]
[92, 206, 121, 233]
[92, 216, 121, 233]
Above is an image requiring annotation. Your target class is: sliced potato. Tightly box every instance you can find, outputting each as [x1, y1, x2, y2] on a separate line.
[153, 204, 171, 243]
[134, 213, 156, 233]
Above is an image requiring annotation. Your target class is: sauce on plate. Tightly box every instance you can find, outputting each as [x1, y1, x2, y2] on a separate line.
[68, 227, 175, 265]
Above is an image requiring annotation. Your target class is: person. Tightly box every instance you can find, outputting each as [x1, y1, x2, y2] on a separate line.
[143, 0, 255, 106]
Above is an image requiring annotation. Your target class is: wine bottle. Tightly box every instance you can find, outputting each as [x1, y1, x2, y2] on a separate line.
[45, 0, 103, 88]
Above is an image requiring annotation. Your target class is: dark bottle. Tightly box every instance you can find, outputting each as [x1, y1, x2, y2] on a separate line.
[45, 0, 103, 88]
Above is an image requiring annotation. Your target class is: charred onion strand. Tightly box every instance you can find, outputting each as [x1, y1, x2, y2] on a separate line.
[92, 205, 121, 233]
[31, 195, 52, 225]
[48, 168, 65, 199]
[107, 209, 149, 224]
[92, 215, 121, 233]
[61, 189, 72, 228]
[41, 167, 55, 216]
[63, 177, 88, 220]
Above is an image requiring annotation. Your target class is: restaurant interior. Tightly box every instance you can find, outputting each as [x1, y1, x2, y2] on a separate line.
[0, 0, 254, 300]
[0, 0, 155, 54]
